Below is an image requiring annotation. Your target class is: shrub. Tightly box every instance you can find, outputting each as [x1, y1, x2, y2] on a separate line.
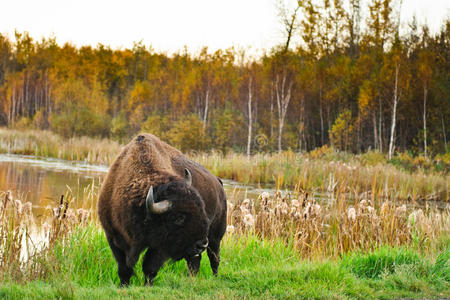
[110, 113, 129, 142]
[13, 117, 32, 130]
[358, 150, 386, 166]
[329, 110, 355, 152]
[433, 153, 450, 173]
[141, 113, 171, 141]
[168, 114, 211, 152]
[308, 145, 333, 159]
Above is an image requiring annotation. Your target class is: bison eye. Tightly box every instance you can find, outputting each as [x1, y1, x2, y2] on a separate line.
[173, 213, 186, 226]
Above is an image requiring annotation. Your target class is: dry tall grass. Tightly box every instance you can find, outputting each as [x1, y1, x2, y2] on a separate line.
[0, 128, 448, 201]
[192, 151, 449, 201]
[0, 190, 90, 282]
[0, 186, 448, 283]
[0, 128, 122, 165]
[227, 189, 450, 259]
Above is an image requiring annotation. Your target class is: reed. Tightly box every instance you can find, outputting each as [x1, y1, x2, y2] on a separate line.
[0, 189, 448, 298]
[0, 128, 121, 165]
[192, 151, 449, 201]
[227, 189, 450, 259]
[0, 128, 448, 201]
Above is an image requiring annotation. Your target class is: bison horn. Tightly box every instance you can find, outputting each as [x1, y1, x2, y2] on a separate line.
[145, 185, 171, 215]
[184, 168, 192, 187]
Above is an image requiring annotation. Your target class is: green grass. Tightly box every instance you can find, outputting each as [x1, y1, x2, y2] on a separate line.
[0, 225, 448, 299]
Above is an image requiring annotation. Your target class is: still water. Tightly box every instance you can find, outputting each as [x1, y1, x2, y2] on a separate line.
[3, 154, 445, 216]
[0, 154, 272, 216]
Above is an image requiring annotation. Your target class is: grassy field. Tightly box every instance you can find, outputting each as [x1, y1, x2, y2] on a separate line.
[0, 128, 448, 201]
[0, 225, 449, 300]
[0, 128, 449, 298]
[0, 188, 449, 299]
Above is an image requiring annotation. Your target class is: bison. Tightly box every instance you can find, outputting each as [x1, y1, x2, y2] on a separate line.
[98, 133, 227, 286]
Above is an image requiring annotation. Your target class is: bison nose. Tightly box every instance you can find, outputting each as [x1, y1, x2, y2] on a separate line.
[196, 237, 209, 250]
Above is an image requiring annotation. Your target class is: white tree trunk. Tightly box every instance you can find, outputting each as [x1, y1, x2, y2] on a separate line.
[423, 85, 427, 157]
[247, 77, 253, 157]
[319, 86, 324, 145]
[388, 63, 400, 160]
[378, 96, 383, 151]
[11, 84, 16, 126]
[203, 89, 209, 128]
[372, 111, 378, 150]
[276, 74, 292, 154]
[441, 111, 447, 152]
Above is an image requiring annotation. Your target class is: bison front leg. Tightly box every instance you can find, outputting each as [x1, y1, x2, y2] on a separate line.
[142, 248, 167, 286]
[106, 235, 134, 286]
[186, 255, 202, 276]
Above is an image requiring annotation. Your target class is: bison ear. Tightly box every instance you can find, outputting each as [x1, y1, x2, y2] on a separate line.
[184, 168, 192, 187]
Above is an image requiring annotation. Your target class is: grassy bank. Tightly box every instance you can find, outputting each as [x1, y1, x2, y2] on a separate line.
[0, 128, 448, 201]
[1, 226, 449, 300]
[194, 150, 449, 201]
[1, 188, 449, 299]
[0, 128, 121, 165]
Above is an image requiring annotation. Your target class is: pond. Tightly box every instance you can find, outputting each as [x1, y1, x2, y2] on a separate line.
[1, 154, 446, 218]
[0, 154, 279, 217]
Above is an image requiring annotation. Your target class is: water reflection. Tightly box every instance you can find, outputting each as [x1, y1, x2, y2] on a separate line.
[0, 154, 446, 219]
[0, 154, 272, 217]
[0, 154, 105, 217]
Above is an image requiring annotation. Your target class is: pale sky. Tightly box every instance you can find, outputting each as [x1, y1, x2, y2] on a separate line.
[1, 0, 449, 55]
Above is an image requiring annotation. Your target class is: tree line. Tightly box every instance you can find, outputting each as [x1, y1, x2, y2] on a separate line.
[0, 0, 448, 156]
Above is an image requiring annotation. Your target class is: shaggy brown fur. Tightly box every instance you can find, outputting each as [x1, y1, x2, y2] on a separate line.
[98, 133, 227, 286]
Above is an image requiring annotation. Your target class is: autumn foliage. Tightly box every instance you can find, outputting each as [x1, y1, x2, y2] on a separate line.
[0, 0, 448, 156]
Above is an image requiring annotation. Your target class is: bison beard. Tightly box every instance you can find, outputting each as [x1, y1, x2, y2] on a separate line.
[97, 133, 227, 286]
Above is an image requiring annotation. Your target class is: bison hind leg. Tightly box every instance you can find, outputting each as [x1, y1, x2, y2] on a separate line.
[186, 255, 202, 276]
[207, 239, 221, 276]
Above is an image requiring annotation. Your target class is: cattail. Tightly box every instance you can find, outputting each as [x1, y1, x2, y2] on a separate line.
[6, 190, 13, 202]
[15, 199, 23, 215]
[290, 206, 298, 215]
[260, 192, 270, 209]
[347, 207, 356, 222]
[243, 213, 255, 227]
[312, 204, 321, 216]
[65, 209, 77, 223]
[275, 202, 289, 216]
[303, 202, 311, 219]
[291, 199, 300, 208]
[23, 202, 32, 215]
[42, 221, 51, 239]
[395, 204, 407, 216]
[52, 207, 60, 218]
[240, 206, 250, 215]
[408, 209, 424, 224]
[276, 191, 282, 199]
[260, 192, 270, 202]
[242, 199, 251, 208]
[226, 225, 235, 233]
[77, 208, 90, 223]
[380, 201, 389, 215]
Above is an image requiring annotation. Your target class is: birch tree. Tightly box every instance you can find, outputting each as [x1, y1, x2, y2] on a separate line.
[417, 29, 433, 157]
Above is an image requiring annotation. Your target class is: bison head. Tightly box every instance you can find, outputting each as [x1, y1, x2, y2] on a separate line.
[145, 168, 210, 260]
